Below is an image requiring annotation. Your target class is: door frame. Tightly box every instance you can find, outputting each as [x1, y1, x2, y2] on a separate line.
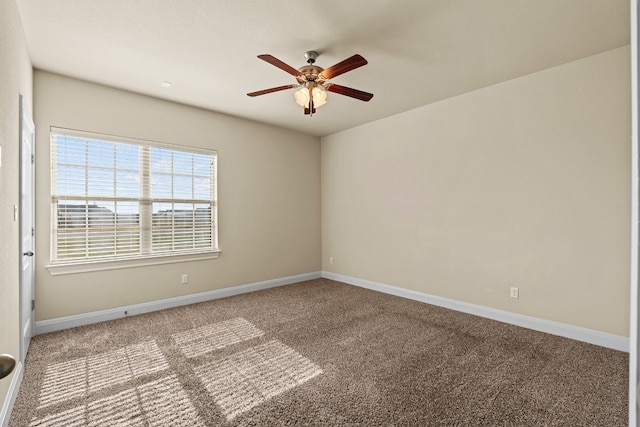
[631, 0, 639, 425]
[18, 94, 35, 363]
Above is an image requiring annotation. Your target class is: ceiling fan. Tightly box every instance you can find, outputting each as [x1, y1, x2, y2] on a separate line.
[247, 51, 373, 116]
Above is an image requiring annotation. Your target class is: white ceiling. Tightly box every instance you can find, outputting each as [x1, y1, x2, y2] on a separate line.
[16, 0, 630, 137]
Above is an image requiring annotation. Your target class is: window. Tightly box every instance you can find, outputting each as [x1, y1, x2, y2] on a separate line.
[48, 128, 219, 274]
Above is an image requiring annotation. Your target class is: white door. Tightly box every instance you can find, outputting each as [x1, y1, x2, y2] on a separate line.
[19, 95, 35, 362]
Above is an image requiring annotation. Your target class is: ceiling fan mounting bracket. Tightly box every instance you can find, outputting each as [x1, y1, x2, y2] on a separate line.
[304, 51, 319, 64]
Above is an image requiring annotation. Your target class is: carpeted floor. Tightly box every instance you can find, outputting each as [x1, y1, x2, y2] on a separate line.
[9, 278, 628, 426]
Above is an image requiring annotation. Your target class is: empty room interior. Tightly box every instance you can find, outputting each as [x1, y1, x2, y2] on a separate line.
[1, 0, 637, 425]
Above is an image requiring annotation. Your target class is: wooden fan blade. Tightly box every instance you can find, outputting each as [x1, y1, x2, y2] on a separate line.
[325, 84, 374, 102]
[320, 54, 368, 80]
[257, 54, 302, 77]
[247, 84, 298, 97]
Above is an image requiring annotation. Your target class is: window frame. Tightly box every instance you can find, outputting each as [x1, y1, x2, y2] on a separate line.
[46, 127, 220, 276]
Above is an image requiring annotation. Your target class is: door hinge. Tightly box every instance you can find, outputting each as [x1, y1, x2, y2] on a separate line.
[31, 299, 35, 311]
[31, 154, 34, 164]
[31, 227, 35, 237]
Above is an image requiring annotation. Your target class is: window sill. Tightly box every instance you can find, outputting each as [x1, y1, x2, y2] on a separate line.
[46, 250, 221, 276]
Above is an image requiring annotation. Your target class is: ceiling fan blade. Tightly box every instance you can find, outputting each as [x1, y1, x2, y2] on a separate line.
[247, 84, 299, 97]
[320, 54, 368, 80]
[325, 84, 373, 102]
[257, 54, 302, 77]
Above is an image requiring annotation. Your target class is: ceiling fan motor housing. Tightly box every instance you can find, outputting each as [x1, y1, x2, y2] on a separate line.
[297, 65, 325, 84]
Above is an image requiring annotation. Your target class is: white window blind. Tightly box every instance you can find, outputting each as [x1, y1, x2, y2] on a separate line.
[50, 128, 218, 266]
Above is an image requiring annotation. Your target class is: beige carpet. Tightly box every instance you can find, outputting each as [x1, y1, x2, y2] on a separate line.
[9, 279, 628, 426]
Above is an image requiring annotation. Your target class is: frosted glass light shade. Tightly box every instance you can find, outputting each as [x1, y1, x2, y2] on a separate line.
[294, 86, 327, 108]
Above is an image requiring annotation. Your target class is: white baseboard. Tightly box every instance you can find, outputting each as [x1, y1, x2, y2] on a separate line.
[0, 362, 23, 427]
[35, 272, 322, 335]
[322, 271, 629, 352]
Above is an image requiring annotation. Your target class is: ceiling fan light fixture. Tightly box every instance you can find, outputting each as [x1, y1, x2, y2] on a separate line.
[294, 85, 327, 109]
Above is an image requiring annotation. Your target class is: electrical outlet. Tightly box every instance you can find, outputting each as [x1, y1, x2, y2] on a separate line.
[181, 273, 189, 284]
[329, 257, 334, 265]
[510, 287, 519, 299]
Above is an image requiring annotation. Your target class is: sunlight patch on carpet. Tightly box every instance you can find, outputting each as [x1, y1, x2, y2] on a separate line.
[172, 317, 264, 358]
[138, 375, 206, 426]
[194, 339, 322, 420]
[87, 388, 144, 426]
[29, 375, 204, 427]
[28, 405, 85, 427]
[35, 358, 86, 409]
[37, 340, 168, 409]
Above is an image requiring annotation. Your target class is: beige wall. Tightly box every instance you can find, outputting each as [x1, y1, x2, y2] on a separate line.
[33, 71, 321, 320]
[0, 0, 33, 409]
[322, 46, 631, 336]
